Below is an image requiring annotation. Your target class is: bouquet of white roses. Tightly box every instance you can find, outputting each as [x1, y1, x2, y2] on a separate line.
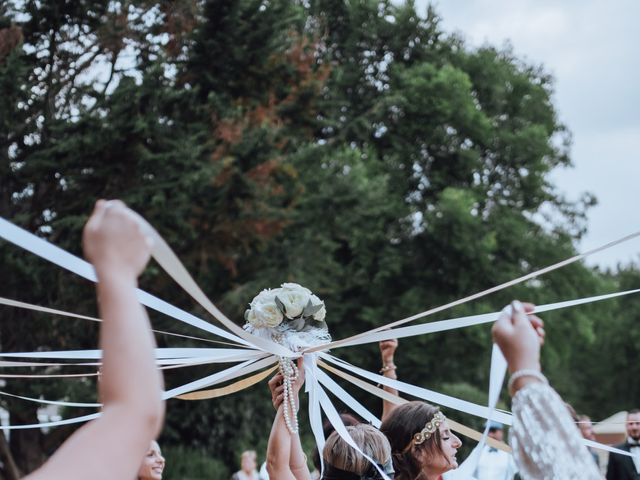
[244, 283, 331, 434]
[243, 283, 330, 352]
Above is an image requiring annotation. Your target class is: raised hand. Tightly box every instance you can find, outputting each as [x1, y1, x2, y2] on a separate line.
[492, 300, 545, 374]
[83, 199, 153, 282]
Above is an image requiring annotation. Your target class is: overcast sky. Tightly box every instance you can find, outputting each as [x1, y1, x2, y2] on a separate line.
[415, 0, 640, 269]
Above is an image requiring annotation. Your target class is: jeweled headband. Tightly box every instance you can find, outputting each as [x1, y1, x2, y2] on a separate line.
[404, 411, 445, 451]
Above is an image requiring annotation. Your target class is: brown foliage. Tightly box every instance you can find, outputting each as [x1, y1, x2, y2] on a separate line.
[160, 0, 199, 58]
[0, 25, 23, 63]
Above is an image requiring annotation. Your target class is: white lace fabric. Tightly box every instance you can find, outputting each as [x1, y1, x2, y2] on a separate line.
[510, 381, 601, 480]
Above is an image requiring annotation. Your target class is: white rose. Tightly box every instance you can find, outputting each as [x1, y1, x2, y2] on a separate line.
[250, 288, 278, 308]
[278, 288, 309, 318]
[251, 302, 284, 328]
[310, 294, 326, 321]
[281, 283, 312, 295]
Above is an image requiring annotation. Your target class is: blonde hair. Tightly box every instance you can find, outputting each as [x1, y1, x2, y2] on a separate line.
[322, 424, 391, 475]
[241, 450, 257, 461]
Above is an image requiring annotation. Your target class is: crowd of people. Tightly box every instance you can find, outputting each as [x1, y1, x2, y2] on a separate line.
[17, 201, 639, 480]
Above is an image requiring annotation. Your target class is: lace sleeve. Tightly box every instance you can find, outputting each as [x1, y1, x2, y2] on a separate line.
[509, 381, 601, 480]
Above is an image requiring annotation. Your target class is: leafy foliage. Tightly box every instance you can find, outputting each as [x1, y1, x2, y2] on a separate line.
[0, 0, 635, 477]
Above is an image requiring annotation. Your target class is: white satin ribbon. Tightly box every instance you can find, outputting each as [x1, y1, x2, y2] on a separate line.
[304, 353, 326, 473]
[0, 347, 262, 360]
[320, 352, 514, 425]
[0, 217, 249, 346]
[315, 367, 381, 428]
[322, 288, 640, 349]
[2, 356, 277, 428]
[316, 381, 391, 480]
[0, 296, 241, 346]
[306, 229, 640, 352]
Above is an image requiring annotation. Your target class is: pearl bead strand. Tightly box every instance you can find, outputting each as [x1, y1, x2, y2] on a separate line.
[279, 357, 299, 435]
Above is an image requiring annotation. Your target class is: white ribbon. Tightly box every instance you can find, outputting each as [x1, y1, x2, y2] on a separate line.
[316, 381, 391, 480]
[304, 353, 326, 473]
[320, 352, 514, 425]
[2, 356, 277, 429]
[0, 217, 250, 346]
[0, 296, 240, 346]
[315, 367, 381, 428]
[0, 347, 261, 360]
[319, 288, 640, 349]
[2, 213, 639, 467]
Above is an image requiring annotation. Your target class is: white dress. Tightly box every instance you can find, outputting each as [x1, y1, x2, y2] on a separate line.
[510, 381, 601, 480]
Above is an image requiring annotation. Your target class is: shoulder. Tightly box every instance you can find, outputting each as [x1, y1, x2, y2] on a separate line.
[608, 446, 627, 461]
[612, 443, 629, 452]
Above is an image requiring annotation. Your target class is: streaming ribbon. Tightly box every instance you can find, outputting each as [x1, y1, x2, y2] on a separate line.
[1, 214, 639, 465]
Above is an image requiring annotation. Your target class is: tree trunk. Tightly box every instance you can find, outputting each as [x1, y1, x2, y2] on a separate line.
[0, 430, 21, 480]
[10, 407, 45, 475]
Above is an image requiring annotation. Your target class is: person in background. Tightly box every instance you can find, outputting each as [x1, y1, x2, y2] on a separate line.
[577, 415, 600, 469]
[473, 422, 516, 480]
[137, 440, 165, 480]
[232, 450, 262, 480]
[379, 338, 400, 421]
[605, 409, 640, 480]
[259, 460, 270, 480]
[322, 424, 394, 479]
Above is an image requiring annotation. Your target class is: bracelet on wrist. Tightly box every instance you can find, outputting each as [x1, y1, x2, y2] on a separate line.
[380, 364, 397, 374]
[508, 369, 548, 396]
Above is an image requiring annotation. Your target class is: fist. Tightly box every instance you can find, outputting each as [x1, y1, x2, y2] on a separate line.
[83, 200, 153, 280]
[492, 301, 545, 374]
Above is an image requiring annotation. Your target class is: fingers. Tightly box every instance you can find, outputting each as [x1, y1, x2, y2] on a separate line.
[268, 373, 283, 394]
[511, 300, 528, 323]
[528, 314, 544, 329]
[492, 304, 513, 338]
[296, 357, 305, 384]
[85, 200, 108, 231]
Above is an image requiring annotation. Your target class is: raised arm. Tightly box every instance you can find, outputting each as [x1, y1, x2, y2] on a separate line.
[266, 358, 310, 480]
[27, 200, 164, 480]
[492, 300, 600, 480]
[379, 338, 399, 421]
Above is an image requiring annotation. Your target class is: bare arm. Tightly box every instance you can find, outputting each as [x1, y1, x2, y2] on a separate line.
[493, 301, 599, 480]
[27, 200, 164, 480]
[267, 360, 310, 480]
[379, 339, 399, 421]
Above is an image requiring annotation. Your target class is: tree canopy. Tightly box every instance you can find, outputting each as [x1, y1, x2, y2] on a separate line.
[0, 1, 635, 478]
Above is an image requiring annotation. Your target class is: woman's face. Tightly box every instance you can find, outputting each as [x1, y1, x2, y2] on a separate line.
[241, 453, 257, 473]
[424, 420, 462, 474]
[138, 441, 165, 480]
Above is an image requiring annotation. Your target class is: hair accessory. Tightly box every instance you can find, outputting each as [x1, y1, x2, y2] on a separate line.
[412, 411, 445, 446]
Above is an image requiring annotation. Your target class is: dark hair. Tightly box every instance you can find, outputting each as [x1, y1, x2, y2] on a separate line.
[380, 402, 446, 480]
[628, 409, 640, 416]
[313, 413, 361, 471]
[565, 403, 579, 423]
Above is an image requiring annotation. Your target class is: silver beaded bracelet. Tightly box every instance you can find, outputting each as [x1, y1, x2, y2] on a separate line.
[507, 369, 548, 396]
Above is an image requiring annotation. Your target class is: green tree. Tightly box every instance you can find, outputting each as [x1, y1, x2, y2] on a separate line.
[0, 0, 632, 477]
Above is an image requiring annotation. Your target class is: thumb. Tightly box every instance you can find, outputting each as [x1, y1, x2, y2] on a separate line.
[511, 300, 529, 326]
